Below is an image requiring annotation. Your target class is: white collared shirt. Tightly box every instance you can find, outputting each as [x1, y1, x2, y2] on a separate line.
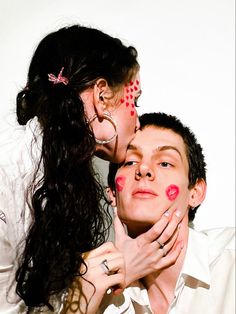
[100, 228, 235, 314]
[0, 116, 42, 313]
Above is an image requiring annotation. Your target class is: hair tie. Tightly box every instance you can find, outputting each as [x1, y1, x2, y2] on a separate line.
[48, 67, 69, 85]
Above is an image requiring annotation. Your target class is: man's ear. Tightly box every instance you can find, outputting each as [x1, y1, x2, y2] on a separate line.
[93, 78, 109, 118]
[189, 178, 207, 208]
[106, 187, 117, 207]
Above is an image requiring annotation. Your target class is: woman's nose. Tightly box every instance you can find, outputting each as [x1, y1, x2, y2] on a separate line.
[135, 163, 155, 180]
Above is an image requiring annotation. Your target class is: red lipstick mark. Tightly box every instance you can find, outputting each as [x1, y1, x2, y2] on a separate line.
[166, 185, 179, 201]
[115, 176, 126, 192]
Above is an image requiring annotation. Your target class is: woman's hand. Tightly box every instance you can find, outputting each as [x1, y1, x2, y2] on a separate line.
[114, 208, 183, 287]
[64, 242, 125, 314]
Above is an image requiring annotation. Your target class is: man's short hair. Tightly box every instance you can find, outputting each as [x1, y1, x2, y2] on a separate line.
[108, 112, 207, 222]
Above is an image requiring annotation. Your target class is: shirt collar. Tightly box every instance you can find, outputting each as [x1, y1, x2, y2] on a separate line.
[126, 228, 211, 308]
[126, 281, 150, 307]
[180, 227, 211, 287]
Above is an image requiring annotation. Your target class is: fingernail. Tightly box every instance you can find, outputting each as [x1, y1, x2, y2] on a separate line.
[163, 210, 171, 217]
[178, 223, 181, 229]
[174, 210, 181, 218]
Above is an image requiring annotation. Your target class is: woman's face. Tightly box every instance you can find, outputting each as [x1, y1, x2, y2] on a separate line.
[95, 72, 142, 163]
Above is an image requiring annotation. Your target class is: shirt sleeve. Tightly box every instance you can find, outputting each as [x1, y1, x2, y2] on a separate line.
[0, 173, 25, 313]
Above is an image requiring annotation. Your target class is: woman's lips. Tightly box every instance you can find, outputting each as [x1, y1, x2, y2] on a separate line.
[132, 188, 158, 199]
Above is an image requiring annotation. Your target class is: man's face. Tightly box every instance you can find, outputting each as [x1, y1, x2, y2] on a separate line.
[114, 126, 193, 235]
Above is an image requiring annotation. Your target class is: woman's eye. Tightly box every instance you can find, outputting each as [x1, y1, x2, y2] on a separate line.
[134, 98, 140, 108]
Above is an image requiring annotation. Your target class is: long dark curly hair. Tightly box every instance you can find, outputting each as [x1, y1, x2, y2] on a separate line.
[15, 25, 139, 311]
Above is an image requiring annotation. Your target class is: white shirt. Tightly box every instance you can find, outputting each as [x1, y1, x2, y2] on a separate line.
[0, 117, 42, 313]
[100, 228, 235, 314]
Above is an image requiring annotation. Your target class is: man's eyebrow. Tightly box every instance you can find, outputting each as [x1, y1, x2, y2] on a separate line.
[156, 145, 183, 160]
[126, 143, 140, 152]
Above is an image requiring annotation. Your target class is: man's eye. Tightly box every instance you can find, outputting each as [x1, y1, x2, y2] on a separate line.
[124, 160, 136, 166]
[160, 162, 172, 168]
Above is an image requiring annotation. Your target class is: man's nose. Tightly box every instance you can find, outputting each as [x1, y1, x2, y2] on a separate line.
[135, 163, 155, 180]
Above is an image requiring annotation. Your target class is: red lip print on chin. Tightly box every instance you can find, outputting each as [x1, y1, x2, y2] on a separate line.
[166, 184, 179, 201]
[115, 176, 126, 192]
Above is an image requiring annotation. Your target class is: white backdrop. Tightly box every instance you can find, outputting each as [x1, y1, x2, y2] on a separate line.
[0, 0, 235, 230]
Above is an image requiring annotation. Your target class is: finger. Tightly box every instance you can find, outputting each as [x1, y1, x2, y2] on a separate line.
[99, 255, 126, 293]
[113, 208, 127, 245]
[157, 209, 182, 245]
[160, 240, 184, 267]
[103, 272, 126, 292]
[156, 226, 179, 258]
[137, 211, 171, 245]
[86, 251, 123, 269]
[82, 242, 117, 260]
[103, 254, 125, 275]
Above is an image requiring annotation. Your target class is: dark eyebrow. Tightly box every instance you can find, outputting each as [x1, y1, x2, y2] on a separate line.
[156, 145, 183, 160]
[126, 143, 141, 152]
[126, 144, 183, 160]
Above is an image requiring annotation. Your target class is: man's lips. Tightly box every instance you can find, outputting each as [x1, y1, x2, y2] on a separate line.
[132, 188, 158, 199]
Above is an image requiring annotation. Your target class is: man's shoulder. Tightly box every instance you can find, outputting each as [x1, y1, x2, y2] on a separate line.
[202, 227, 235, 250]
[201, 227, 235, 265]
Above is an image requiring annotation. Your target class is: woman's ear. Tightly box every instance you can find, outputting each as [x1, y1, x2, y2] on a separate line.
[189, 178, 207, 208]
[93, 78, 109, 118]
[106, 187, 117, 207]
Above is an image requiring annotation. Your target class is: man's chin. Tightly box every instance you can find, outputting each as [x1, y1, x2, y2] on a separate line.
[121, 219, 155, 237]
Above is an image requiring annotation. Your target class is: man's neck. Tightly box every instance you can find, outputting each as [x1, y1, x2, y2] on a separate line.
[142, 219, 189, 313]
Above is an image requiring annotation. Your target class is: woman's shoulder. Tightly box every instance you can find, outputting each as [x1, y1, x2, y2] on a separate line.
[0, 115, 42, 177]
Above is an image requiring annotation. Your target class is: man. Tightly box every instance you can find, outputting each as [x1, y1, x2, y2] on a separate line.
[101, 112, 235, 314]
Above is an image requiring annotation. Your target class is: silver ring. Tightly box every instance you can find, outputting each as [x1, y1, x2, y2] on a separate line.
[157, 240, 164, 248]
[100, 259, 110, 275]
[162, 246, 166, 257]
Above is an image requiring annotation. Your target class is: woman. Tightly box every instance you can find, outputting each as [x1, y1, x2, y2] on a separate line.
[0, 24, 140, 313]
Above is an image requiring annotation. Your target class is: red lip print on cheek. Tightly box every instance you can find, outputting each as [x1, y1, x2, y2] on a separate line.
[166, 184, 179, 201]
[115, 176, 126, 192]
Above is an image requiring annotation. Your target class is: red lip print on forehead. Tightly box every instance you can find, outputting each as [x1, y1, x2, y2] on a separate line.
[115, 176, 126, 192]
[166, 185, 179, 201]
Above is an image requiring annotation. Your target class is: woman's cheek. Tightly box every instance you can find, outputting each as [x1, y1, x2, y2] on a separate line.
[120, 79, 140, 117]
[166, 184, 179, 201]
[115, 176, 126, 192]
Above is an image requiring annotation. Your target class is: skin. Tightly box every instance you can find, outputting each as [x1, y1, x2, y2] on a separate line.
[65, 74, 141, 313]
[110, 126, 206, 313]
[114, 126, 192, 236]
[66, 124, 204, 313]
[81, 72, 142, 163]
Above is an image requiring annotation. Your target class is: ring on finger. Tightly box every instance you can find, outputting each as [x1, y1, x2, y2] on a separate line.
[100, 259, 110, 275]
[157, 240, 165, 248]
